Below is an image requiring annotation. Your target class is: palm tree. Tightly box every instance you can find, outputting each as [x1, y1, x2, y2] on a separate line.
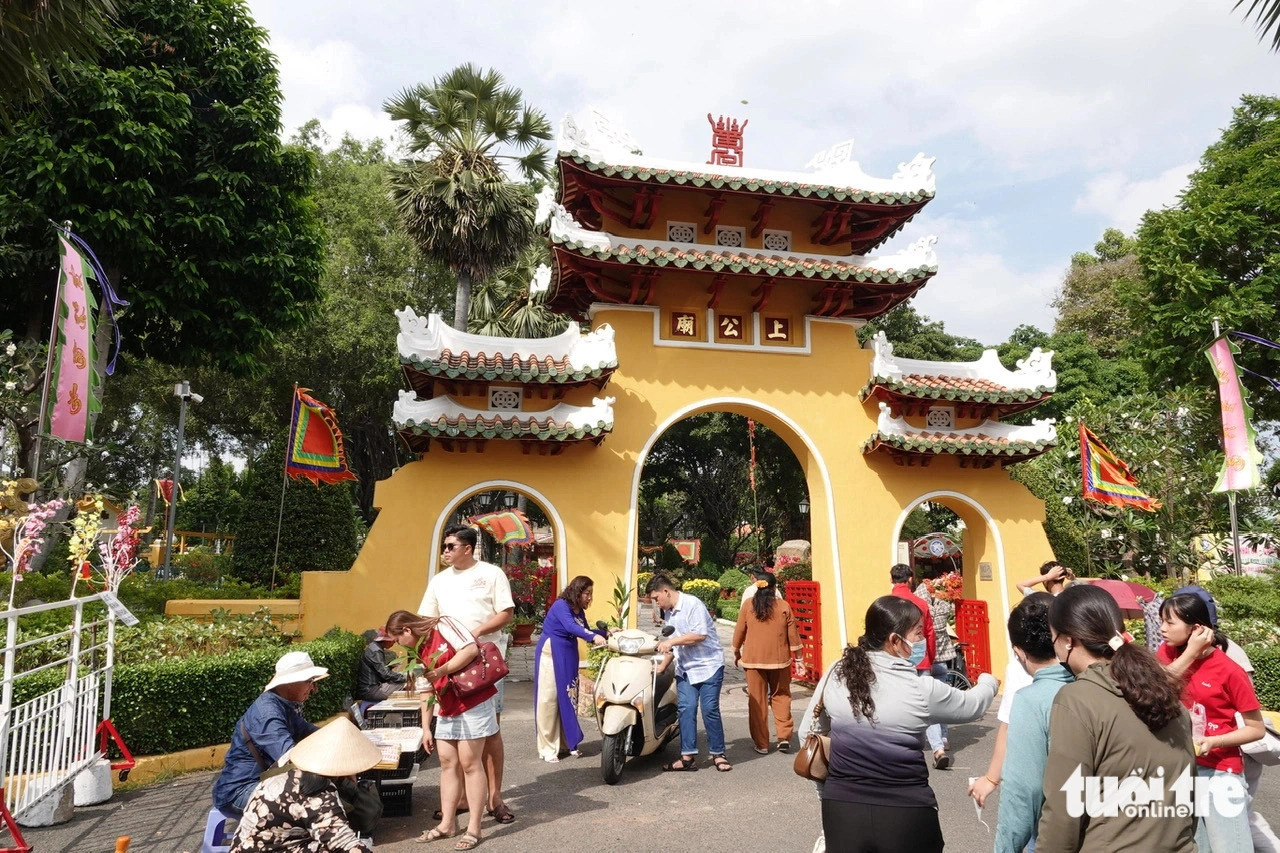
[384, 64, 553, 330]
[1, 0, 117, 121]
[469, 236, 568, 339]
[1236, 0, 1280, 51]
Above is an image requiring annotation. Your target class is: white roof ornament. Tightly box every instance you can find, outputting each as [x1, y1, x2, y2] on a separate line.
[875, 402, 1057, 445]
[869, 330, 1057, 392]
[393, 391, 616, 432]
[558, 108, 644, 163]
[534, 185, 557, 227]
[396, 307, 617, 371]
[893, 153, 937, 194]
[530, 264, 552, 295]
[548, 201, 611, 253]
[805, 138, 856, 172]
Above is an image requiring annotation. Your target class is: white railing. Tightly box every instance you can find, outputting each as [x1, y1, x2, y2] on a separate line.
[0, 594, 115, 820]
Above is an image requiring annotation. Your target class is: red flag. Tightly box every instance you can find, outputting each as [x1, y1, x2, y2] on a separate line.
[285, 387, 357, 484]
[1079, 423, 1161, 512]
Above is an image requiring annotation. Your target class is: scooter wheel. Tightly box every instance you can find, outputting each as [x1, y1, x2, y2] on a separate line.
[601, 731, 626, 785]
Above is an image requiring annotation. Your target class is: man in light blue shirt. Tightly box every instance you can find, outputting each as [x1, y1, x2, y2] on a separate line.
[649, 573, 730, 772]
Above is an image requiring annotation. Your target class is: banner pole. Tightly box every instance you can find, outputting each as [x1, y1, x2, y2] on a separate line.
[270, 385, 297, 590]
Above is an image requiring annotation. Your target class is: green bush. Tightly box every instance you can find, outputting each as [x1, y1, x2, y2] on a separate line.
[9, 631, 365, 757]
[717, 568, 752, 596]
[1011, 461, 1089, 571]
[657, 543, 687, 575]
[681, 579, 720, 614]
[686, 561, 721, 581]
[172, 546, 231, 585]
[1247, 643, 1280, 711]
[1207, 575, 1280, 625]
[775, 561, 812, 592]
[719, 601, 741, 622]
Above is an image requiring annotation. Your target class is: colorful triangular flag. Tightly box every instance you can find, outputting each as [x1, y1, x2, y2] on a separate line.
[285, 387, 357, 485]
[1079, 423, 1162, 512]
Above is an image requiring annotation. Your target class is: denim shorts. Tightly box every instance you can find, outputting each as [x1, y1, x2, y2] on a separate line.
[435, 695, 499, 741]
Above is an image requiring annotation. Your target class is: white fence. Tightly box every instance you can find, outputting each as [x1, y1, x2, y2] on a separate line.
[0, 594, 116, 821]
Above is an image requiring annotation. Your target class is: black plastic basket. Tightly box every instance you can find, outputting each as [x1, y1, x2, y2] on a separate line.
[378, 780, 413, 817]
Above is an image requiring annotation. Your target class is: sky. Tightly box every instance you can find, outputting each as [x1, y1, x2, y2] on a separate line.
[245, 0, 1278, 346]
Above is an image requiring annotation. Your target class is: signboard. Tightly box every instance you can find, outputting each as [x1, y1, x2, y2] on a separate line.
[100, 591, 139, 627]
[979, 562, 993, 581]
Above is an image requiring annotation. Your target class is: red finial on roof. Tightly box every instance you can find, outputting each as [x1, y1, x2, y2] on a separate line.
[707, 114, 747, 167]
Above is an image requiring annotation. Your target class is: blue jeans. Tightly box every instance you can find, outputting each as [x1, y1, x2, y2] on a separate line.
[1195, 765, 1253, 853]
[676, 667, 726, 756]
[925, 663, 949, 752]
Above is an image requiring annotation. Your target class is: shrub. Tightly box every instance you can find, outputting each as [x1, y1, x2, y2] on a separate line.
[681, 579, 720, 613]
[719, 601, 741, 622]
[686, 561, 721, 581]
[172, 546, 231, 585]
[1248, 643, 1280, 712]
[12, 631, 365, 757]
[1207, 575, 1280, 625]
[636, 572, 653, 595]
[658, 543, 687, 575]
[775, 560, 812, 592]
[717, 568, 752, 596]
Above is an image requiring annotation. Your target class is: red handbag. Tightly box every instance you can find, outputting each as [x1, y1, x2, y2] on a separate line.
[448, 640, 509, 698]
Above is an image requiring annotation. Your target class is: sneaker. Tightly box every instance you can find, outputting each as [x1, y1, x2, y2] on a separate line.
[754, 746, 769, 755]
[933, 750, 951, 770]
[777, 741, 791, 753]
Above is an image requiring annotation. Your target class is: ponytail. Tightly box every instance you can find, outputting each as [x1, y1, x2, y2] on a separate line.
[838, 643, 876, 721]
[838, 596, 923, 722]
[1109, 642, 1186, 732]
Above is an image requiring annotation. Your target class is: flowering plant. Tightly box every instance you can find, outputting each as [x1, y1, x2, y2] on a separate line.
[68, 494, 105, 595]
[1, 482, 68, 605]
[506, 558, 555, 620]
[928, 571, 964, 602]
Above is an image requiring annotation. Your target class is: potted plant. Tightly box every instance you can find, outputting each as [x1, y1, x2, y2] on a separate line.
[509, 614, 540, 647]
[506, 558, 555, 646]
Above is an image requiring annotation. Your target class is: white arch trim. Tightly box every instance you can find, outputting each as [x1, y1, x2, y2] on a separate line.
[625, 397, 848, 645]
[889, 490, 1011, 653]
[426, 480, 569, 593]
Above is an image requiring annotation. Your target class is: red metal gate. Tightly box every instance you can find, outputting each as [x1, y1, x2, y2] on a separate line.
[784, 580, 822, 684]
[954, 598, 991, 679]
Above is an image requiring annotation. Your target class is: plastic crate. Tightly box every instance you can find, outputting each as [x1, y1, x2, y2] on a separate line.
[361, 753, 417, 781]
[363, 706, 422, 730]
[378, 780, 413, 817]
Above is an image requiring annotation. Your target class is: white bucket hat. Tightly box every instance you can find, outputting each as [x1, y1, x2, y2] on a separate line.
[288, 718, 382, 777]
[264, 651, 329, 692]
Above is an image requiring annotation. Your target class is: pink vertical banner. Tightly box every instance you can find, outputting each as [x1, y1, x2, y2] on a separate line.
[47, 236, 93, 442]
[1205, 337, 1263, 492]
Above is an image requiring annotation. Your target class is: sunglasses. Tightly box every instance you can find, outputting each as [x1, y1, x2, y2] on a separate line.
[442, 543, 466, 552]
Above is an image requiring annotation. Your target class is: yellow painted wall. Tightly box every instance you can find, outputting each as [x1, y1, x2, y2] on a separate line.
[301, 302, 1057, 682]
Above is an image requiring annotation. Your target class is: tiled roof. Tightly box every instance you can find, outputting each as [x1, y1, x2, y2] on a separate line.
[397, 414, 612, 443]
[562, 154, 934, 205]
[401, 350, 617, 385]
[860, 375, 1053, 405]
[552, 236, 938, 284]
[863, 430, 1056, 459]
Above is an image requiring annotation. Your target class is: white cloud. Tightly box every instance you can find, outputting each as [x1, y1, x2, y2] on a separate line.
[269, 36, 396, 148]
[1074, 162, 1198, 234]
[892, 213, 1062, 345]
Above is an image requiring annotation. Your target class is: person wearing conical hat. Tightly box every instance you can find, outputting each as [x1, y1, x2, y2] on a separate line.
[212, 650, 329, 816]
[229, 717, 379, 852]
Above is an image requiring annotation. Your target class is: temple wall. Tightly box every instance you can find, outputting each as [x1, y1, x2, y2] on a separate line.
[301, 305, 1057, 681]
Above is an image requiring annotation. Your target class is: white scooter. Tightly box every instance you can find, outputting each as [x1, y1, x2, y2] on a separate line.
[593, 622, 679, 784]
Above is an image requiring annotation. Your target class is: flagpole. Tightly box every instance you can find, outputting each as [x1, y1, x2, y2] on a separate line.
[270, 385, 297, 590]
[1212, 317, 1243, 576]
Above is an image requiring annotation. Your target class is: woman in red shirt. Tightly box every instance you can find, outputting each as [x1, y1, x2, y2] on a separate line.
[387, 610, 495, 851]
[1157, 593, 1264, 853]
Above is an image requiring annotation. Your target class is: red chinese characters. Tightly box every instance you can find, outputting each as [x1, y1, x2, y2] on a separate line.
[707, 114, 747, 167]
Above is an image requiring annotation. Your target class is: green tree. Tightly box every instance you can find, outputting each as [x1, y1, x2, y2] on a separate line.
[469, 237, 568, 338]
[996, 325, 1149, 423]
[231, 438, 363, 587]
[175, 457, 243, 533]
[0, 0, 117, 121]
[384, 64, 552, 330]
[1135, 95, 1280, 419]
[857, 303, 984, 359]
[1053, 229, 1145, 357]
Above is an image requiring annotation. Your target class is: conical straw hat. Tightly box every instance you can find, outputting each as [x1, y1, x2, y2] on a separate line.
[288, 718, 382, 777]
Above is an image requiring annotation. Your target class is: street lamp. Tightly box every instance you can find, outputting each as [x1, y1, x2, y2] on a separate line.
[502, 492, 518, 509]
[798, 496, 810, 516]
[162, 381, 202, 579]
[477, 491, 494, 509]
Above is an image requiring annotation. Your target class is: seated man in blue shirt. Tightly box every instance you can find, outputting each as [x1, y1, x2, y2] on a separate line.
[648, 573, 730, 772]
[212, 650, 329, 815]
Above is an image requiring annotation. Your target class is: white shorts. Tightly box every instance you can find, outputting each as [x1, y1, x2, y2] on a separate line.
[435, 696, 499, 741]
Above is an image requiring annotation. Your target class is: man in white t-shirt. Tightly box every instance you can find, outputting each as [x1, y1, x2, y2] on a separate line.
[419, 525, 516, 824]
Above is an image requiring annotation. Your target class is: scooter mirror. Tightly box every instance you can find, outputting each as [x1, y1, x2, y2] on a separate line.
[595, 620, 609, 631]
[660, 625, 675, 637]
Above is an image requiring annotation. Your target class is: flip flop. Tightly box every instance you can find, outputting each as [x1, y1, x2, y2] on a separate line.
[454, 833, 481, 851]
[711, 755, 733, 772]
[486, 804, 515, 824]
[415, 826, 458, 843]
[662, 755, 698, 771]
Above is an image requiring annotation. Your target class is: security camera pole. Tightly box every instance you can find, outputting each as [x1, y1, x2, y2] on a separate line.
[162, 381, 201, 578]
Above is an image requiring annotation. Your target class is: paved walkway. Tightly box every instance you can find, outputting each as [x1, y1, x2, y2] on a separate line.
[16, 609, 1280, 852]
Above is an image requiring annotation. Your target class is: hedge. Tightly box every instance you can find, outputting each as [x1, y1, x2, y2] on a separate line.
[1247, 643, 1280, 712]
[719, 601, 741, 622]
[13, 631, 364, 756]
[681, 579, 720, 614]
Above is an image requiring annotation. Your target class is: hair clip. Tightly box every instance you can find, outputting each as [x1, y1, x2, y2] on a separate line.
[1107, 630, 1134, 651]
[755, 580, 768, 589]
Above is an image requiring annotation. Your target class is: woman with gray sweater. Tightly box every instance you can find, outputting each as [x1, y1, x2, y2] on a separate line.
[802, 595, 998, 853]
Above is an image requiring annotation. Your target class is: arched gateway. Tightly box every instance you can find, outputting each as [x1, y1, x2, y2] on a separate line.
[300, 111, 1061, 679]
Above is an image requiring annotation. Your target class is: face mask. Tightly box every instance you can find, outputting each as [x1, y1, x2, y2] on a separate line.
[907, 639, 927, 667]
[1057, 641, 1074, 677]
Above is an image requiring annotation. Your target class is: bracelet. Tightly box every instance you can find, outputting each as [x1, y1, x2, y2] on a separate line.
[983, 776, 1000, 787]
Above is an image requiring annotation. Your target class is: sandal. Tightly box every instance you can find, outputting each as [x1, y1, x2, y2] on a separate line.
[662, 755, 699, 772]
[777, 741, 791, 753]
[415, 826, 458, 843]
[454, 833, 481, 851]
[486, 803, 515, 824]
[754, 746, 769, 755]
[711, 755, 733, 772]
[433, 807, 469, 822]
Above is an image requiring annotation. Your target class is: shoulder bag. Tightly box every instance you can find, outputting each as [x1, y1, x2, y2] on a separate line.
[793, 665, 835, 782]
[439, 617, 510, 698]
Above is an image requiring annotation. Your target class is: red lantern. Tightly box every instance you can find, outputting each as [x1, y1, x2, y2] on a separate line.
[79, 561, 92, 580]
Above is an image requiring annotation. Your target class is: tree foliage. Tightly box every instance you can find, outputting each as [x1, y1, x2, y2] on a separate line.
[0, 0, 324, 377]
[384, 64, 552, 329]
[1135, 95, 1280, 419]
[0, 0, 117, 121]
[1053, 228, 1144, 357]
[857, 303, 984, 360]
